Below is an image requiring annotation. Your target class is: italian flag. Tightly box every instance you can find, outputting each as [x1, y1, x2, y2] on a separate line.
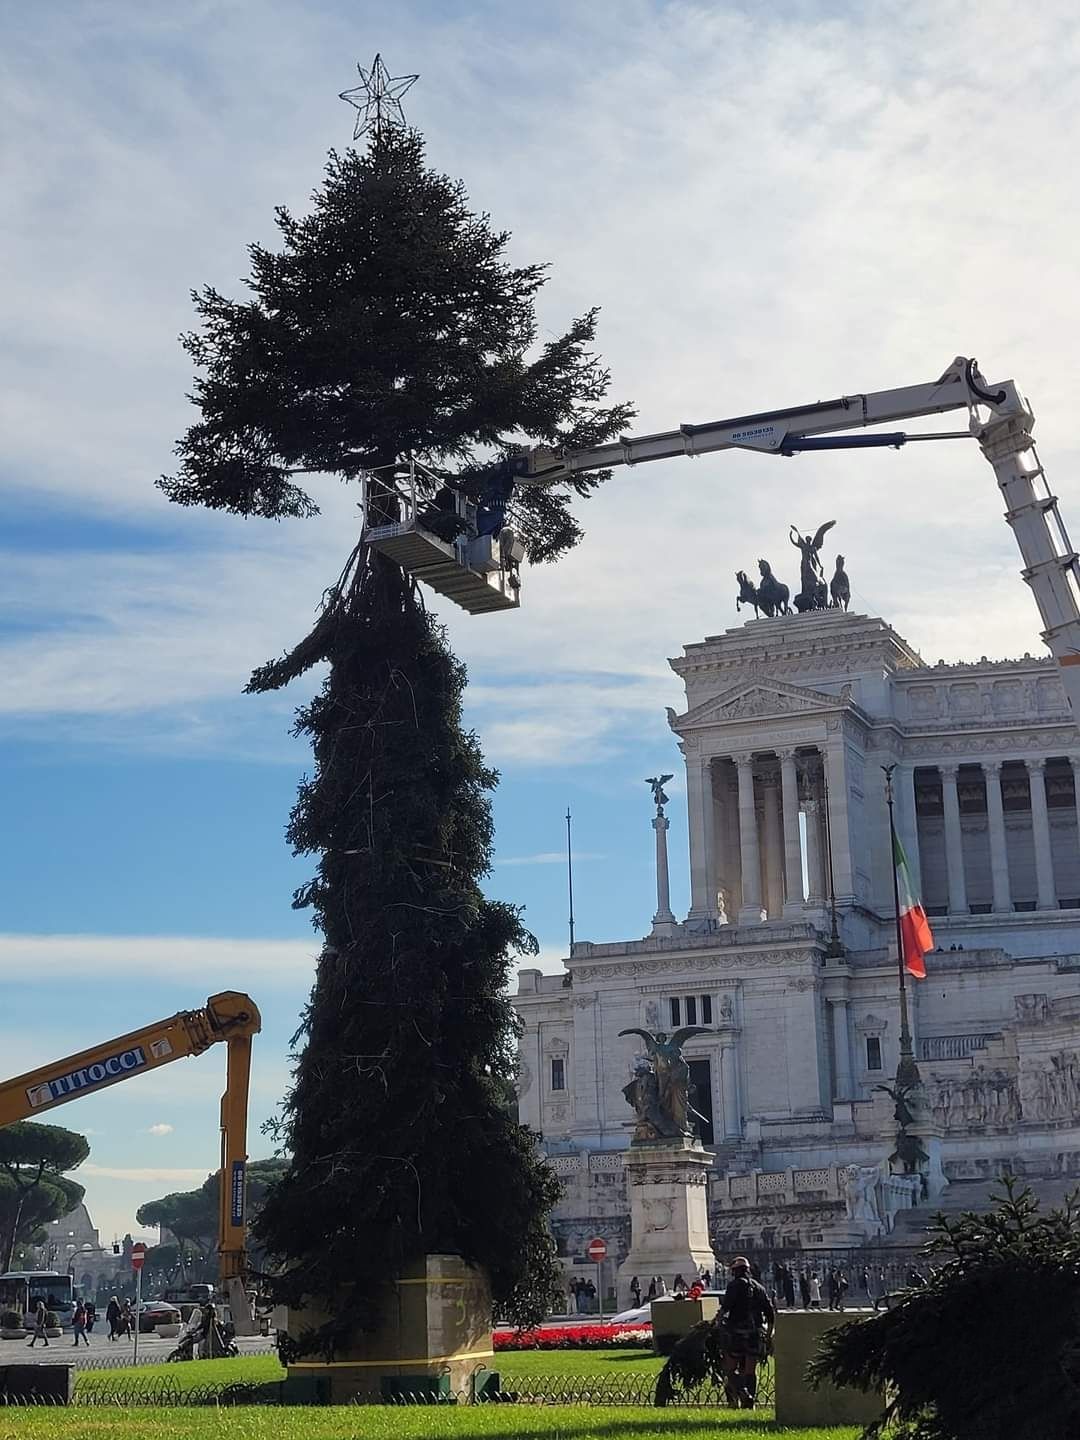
[894, 831, 933, 979]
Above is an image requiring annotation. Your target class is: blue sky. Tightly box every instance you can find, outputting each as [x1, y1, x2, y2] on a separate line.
[5, 0, 1080, 1239]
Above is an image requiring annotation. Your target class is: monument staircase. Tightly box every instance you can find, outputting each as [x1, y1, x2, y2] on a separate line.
[880, 1174, 1080, 1246]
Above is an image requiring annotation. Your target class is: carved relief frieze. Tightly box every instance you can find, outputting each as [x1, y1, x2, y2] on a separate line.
[1019, 1051, 1080, 1123]
[928, 1069, 1020, 1129]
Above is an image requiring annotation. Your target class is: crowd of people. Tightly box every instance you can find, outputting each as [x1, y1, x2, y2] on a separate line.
[24, 1292, 147, 1348]
[559, 1256, 929, 1320]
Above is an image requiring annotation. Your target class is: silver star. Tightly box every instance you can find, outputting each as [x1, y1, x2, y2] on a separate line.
[339, 53, 419, 142]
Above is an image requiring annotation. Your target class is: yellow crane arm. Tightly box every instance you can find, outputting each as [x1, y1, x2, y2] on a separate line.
[0, 991, 262, 1331]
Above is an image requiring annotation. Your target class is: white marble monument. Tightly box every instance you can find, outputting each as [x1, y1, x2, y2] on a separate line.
[514, 609, 1080, 1267]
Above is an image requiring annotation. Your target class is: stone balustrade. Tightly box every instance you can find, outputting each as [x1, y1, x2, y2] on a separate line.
[712, 1164, 847, 1210]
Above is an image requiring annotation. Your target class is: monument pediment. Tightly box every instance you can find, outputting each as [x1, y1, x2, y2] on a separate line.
[669, 677, 851, 731]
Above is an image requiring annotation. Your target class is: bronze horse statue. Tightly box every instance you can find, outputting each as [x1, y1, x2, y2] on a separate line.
[830, 555, 851, 611]
[736, 563, 790, 619]
[756, 560, 789, 617]
[735, 570, 760, 617]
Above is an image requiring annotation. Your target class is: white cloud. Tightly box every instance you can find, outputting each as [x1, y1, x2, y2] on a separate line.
[5, 0, 1080, 774]
[145, 1123, 174, 1137]
[80, 1163, 209, 1184]
[0, 933, 317, 986]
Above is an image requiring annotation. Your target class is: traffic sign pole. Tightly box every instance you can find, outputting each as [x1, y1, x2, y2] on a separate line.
[133, 1267, 141, 1365]
[131, 1243, 147, 1365]
[586, 1238, 607, 1320]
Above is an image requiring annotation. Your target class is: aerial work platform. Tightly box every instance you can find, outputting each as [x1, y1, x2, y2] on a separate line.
[366, 518, 520, 613]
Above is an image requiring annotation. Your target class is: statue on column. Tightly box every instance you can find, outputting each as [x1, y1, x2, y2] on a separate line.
[876, 1079, 929, 1176]
[645, 774, 674, 814]
[619, 1026, 712, 1139]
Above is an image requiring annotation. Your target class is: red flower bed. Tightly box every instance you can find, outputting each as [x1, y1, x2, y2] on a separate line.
[493, 1322, 652, 1351]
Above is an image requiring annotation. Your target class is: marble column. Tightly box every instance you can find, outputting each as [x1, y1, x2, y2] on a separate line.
[939, 763, 968, 915]
[824, 741, 855, 903]
[831, 999, 853, 1101]
[685, 749, 716, 920]
[800, 756, 826, 908]
[894, 763, 923, 896]
[701, 758, 717, 914]
[762, 776, 784, 919]
[651, 814, 677, 934]
[779, 748, 805, 917]
[719, 1041, 741, 1138]
[735, 754, 765, 925]
[983, 760, 1012, 913]
[1026, 757, 1057, 909]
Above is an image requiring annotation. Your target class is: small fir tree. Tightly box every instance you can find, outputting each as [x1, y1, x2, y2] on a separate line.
[808, 1177, 1080, 1440]
[162, 126, 632, 1354]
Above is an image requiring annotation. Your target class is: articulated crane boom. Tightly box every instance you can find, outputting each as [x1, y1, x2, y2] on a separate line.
[0, 991, 261, 1335]
[523, 356, 1080, 719]
[374, 356, 1080, 719]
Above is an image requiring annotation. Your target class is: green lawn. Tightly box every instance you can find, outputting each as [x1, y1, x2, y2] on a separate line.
[9, 1410, 862, 1440]
[73, 1350, 653, 1394]
[39, 1350, 863, 1440]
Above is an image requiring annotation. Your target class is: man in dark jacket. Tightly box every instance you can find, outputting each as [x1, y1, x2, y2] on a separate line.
[720, 1257, 775, 1408]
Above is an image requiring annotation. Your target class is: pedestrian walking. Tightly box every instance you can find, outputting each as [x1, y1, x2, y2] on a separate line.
[808, 1274, 822, 1309]
[120, 1299, 134, 1338]
[85, 1300, 97, 1334]
[105, 1296, 121, 1340]
[629, 1275, 641, 1307]
[646, 1276, 657, 1302]
[27, 1300, 49, 1347]
[783, 1266, 796, 1310]
[673, 1273, 687, 1296]
[798, 1271, 811, 1308]
[72, 1299, 90, 1347]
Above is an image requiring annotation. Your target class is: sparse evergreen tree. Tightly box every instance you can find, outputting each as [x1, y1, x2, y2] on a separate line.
[808, 1177, 1080, 1440]
[162, 125, 632, 1354]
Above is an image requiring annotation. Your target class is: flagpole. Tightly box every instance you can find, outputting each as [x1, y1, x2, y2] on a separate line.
[882, 765, 920, 1088]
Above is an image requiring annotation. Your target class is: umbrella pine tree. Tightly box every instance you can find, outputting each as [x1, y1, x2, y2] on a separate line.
[161, 126, 632, 1354]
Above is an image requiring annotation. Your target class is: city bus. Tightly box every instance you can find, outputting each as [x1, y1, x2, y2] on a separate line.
[0, 1271, 74, 1328]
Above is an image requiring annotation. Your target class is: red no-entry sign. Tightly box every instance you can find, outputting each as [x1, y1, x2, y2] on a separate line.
[587, 1237, 607, 1262]
[131, 1242, 147, 1272]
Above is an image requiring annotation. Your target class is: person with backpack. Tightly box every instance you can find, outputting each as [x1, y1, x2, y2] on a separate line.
[71, 1299, 90, 1347]
[719, 1257, 775, 1408]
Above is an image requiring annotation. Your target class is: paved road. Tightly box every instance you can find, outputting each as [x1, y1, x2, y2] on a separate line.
[6, 1330, 275, 1368]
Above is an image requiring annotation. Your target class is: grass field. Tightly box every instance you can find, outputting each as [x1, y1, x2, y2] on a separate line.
[4, 1349, 865, 1440]
[73, 1350, 658, 1394]
[7, 1410, 863, 1440]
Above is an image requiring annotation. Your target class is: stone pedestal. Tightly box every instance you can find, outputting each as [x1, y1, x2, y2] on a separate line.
[650, 1294, 719, 1355]
[286, 1254, 492, 1403]
[615, 1139, 715, 1307]
[774, 1309, 884, 1428]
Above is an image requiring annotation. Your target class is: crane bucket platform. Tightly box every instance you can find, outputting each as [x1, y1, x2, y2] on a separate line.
[366, 519, 520, 613]
[364, 463, 524, 616]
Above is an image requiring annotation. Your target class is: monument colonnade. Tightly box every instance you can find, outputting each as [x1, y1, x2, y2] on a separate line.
[922, 756, 1080, 916]
[684, 740, 860, 927]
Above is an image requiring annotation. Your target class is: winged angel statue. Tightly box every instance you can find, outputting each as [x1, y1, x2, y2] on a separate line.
[619, 1026, 712, 1140]
[645, 774, 674, 813]
[789, 519, 836, 611]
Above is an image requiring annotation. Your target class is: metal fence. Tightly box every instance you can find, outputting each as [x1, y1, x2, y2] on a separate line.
[1, 1363, 776, 1410]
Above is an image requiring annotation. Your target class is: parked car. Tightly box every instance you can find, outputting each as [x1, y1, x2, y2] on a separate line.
[138, 1300, 182, 1333]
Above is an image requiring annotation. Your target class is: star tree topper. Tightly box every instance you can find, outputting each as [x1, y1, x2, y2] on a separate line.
[339, 53, 419, 141]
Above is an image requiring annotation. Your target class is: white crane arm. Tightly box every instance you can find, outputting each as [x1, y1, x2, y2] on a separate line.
[524, 357, 1003, 481]
[524, 355, 1080, 722]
